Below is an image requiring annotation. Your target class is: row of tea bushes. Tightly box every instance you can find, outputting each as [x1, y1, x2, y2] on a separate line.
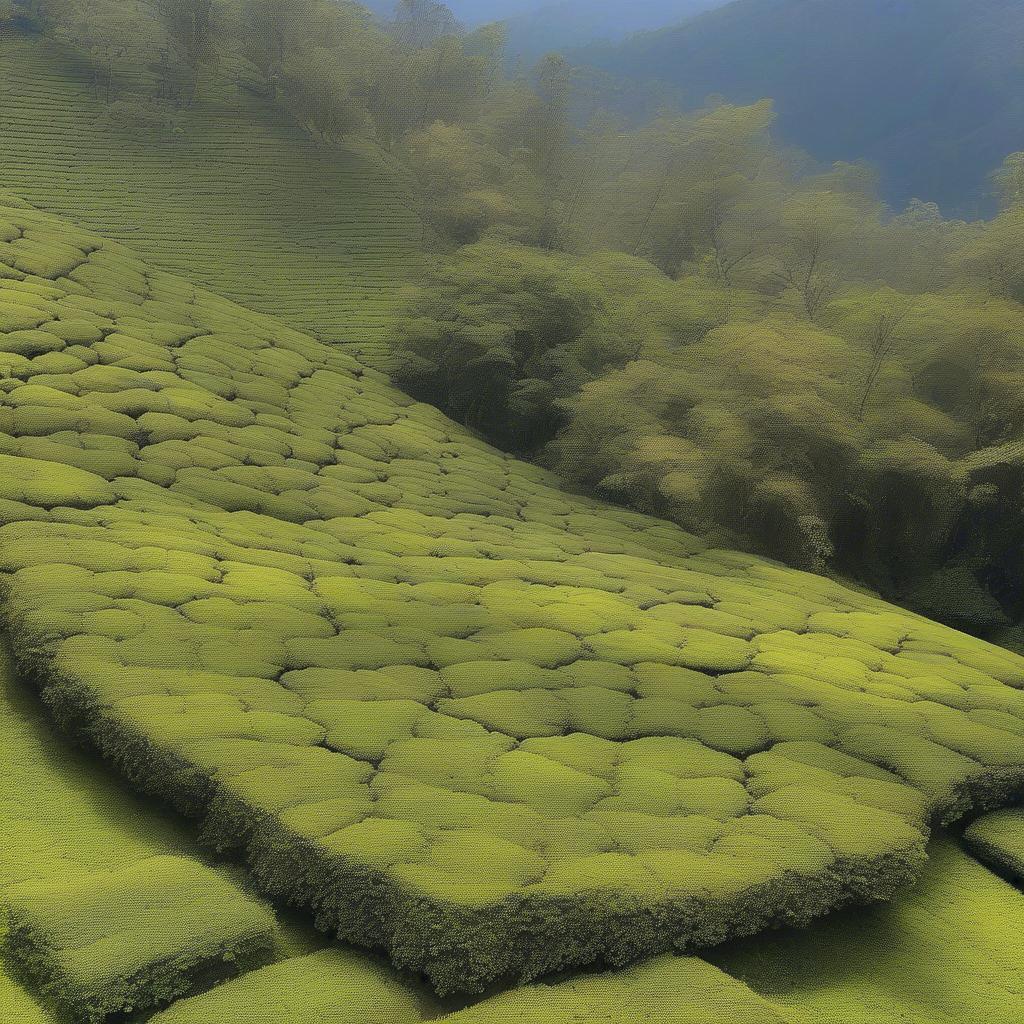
[0, 637, 282, 1023]
[0, 33, 421, 369]
[4, 857, 275, 1023]
[2, 195, 1024, 992]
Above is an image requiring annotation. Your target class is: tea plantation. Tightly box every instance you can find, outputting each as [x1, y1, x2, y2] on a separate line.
[5, 857, 275, 1023]
[4, 192, 1024, 1007]
[964, 808, 1024, 882]
[0, 31, 421, 370]
[153, 838, 1024, 1024]
[0, 636, 285, 1023]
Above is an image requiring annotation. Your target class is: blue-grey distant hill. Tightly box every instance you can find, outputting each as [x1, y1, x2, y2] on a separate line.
[496, 1, 727, 61]
[363, 1, 727, 52]
[578, 0, 1024, 214]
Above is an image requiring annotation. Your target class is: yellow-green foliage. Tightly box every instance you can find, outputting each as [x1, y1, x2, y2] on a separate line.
[711, 837, 1024, 1024]
[442, 956, 784, 1024]
[150, 949, 426, 1024]
[964, 808, 1024, 882]
[151, 838, 1024, 1024]
[0, 32, 420, 369]
[3, 857, 275, 1023]
[3, 195, 1024, 993]
[0, 636, 284, 1024]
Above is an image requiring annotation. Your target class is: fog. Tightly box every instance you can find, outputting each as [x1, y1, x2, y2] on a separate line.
[368, 0, 727, 39]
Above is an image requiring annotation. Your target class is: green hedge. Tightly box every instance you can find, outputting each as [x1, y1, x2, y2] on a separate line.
[2, 856, 275, 1023]
[10, 653, 933, 994]
[964, 808, 1024, 882]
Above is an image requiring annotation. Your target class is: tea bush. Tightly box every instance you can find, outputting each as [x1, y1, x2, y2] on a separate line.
[3, 857, 275, 1023]
[964, 808, 1024, 882]
[0, 637, 278, 1024]
[3, 195, 1024, 992]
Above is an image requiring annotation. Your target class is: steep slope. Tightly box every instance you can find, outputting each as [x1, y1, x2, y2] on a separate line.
[580, 0, 1024, 212]
[0, 31, 421, 368]
[4, 193, 1024, 996]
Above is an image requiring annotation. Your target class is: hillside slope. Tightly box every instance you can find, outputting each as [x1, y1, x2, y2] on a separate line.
[0, 31, 421, 368]
[580, 0, 1024, 212]
[4, 192, 1024, 996]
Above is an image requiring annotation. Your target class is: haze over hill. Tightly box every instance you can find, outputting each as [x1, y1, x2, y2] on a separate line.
[496, 0, 727, 61]
[447, 0, 722, 33]
[364, 0, 727, 55]
[581, 0, 1024, 213]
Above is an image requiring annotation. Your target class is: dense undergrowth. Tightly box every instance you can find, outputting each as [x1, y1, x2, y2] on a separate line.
[3, 194, 1024, 1000]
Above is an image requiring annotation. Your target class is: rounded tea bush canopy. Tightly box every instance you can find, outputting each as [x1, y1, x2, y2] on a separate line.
[3, 856, 275, 1023]
[3, 192, 1024, 993]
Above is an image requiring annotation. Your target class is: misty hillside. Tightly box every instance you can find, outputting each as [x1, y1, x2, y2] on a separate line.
[360, 0, 545, 24]
[581, 0, 1024, 212]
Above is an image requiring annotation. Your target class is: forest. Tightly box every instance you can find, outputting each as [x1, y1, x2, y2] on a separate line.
[4, 2, 1024, 1023]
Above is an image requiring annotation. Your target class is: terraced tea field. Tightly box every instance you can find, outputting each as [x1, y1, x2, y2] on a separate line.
[965, 807, 1024, 882]
[0, 636, 285, 1023]
[712, 836, 1024, 1024]
[148, 838, 1024, 1024]
[5, 190, 1024, 1021]
[0, 31, 421, 370]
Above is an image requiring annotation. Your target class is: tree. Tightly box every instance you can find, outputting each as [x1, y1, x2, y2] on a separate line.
[529, 53, 572, 249]
[391, 0, 458, 50]
[155, 0, 214, 103]
[765, 191, 862, 321]
[279, 47, 368, 145]
[958, 206, 1024, 304]
[994, 152, 1024, 210]
[872, 199, 963, 293]
[575, 102, 775, 276]
[40, 0, 165, 103]
[657, 103, 774, 275]
[239, 0, 321, 96]
[393, 242, 621, 451]
[1, 0, 43, 27]
[402, 122, 512, 245]
[834, 289, 916, 421]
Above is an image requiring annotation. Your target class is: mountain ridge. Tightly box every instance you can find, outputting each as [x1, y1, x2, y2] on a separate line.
[578, 0, 1024, 213]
